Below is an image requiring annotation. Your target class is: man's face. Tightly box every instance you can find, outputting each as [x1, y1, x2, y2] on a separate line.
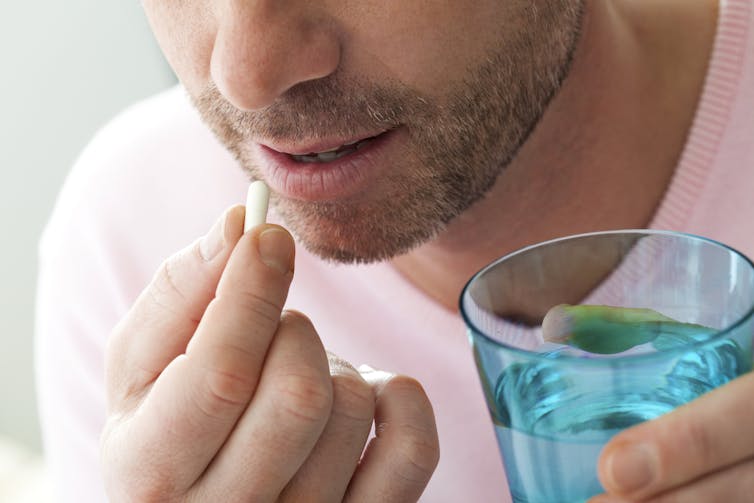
[143, 1, 583, 263]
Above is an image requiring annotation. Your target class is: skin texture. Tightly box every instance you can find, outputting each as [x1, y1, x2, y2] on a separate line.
[103, 208, 439, 501]
[100, 0, 754, 501]
[188, 1, 584, 264]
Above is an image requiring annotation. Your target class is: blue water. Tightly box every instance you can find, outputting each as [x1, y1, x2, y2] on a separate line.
[491, 337, 749, 503]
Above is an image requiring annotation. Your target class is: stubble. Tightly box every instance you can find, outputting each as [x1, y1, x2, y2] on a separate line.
[193, 1, 585, 263]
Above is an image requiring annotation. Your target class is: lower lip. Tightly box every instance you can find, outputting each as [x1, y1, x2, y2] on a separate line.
[254, 130, 397, 201]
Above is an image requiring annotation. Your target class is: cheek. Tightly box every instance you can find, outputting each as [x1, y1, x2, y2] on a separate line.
[141, 0, 215, 95]
[342, 2, 517, 98]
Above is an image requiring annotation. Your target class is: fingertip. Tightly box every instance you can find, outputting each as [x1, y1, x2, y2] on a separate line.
[224, 205, 247, 241]
[597, 440, 622, 493]
[245, 222, 293, 241]
[375, 374, 437, 440]
[383, 375, 431, 403]
[245, 223, 295, 255]
[215, 222, 295, 298]
[279, 309, 316, 333]
[257, 226, 296, 275]
[598, 438, 657, 497]
[199, 205, 246, 262]
[344, 372, 438, 502]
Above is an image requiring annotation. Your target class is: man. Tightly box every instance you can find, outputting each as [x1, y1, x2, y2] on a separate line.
[36, 0, 754, 501]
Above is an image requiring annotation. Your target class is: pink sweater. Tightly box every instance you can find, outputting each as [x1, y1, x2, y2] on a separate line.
[36, 1, 754, 501]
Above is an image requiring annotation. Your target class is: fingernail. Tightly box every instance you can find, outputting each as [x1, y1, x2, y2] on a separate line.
[358, 364, 377, 373]
[199, 213, 228, 261]
[604, 442, 657, 493]
[258, 228, 294, 274]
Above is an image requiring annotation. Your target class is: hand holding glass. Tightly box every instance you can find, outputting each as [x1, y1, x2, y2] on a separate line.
[461, 231, 754, 503]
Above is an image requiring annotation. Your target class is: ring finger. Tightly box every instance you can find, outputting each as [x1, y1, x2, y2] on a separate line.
[279, 352, 376, 502]
[190, 310, 333, 501]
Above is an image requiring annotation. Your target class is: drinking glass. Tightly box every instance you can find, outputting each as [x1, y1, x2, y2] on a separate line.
[460, 230, 754, 503]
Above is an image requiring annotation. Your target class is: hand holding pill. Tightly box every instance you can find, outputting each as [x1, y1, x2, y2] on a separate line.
[100, 182, 439, 502]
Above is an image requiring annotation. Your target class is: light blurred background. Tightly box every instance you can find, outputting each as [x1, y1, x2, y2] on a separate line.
[0, 2, 174, 499]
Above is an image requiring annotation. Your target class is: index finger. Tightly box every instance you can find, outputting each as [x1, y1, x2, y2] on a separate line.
[122, 224, 297, 492]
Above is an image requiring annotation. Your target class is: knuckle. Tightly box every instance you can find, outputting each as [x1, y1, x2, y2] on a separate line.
[393, 429, 441, 484]
[105, 325, 153, 412]
[196, 367, 255, 419]
[149, 259, 189, 315]
[273, 370, 333, 424]
[330, 372, 375, 423]
[384, 375, 431, 405]
[230, 288, 283, 326]
[677, 418, 717, 471]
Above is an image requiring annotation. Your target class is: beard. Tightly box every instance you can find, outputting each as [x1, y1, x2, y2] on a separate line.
[192, 1, 584, 264]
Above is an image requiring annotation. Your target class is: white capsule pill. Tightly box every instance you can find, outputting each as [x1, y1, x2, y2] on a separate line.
[244, 180, 270, 233]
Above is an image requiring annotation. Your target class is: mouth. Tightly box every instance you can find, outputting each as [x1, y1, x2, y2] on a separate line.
[266, 130, 390, 164]
[254, 128, 401, 201]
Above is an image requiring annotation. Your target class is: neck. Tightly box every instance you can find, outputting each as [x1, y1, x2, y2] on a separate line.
[392, 0, 719, 311]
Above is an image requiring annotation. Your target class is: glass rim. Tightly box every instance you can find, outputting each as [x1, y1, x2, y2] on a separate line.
[459, 229, 754, 366]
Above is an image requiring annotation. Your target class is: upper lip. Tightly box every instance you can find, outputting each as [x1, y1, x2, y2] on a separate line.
[260, 130, 390, 156]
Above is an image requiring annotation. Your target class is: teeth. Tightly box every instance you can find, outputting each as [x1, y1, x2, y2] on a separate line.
[291, 138, 375, 164]
[292, 147, 354, 163]
[316, 151, 340, 162]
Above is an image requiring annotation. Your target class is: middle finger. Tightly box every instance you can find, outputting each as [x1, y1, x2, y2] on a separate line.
[191, 310, 333, 502]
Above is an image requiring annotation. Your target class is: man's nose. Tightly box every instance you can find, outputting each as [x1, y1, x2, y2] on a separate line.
[210, 1, 341, 111]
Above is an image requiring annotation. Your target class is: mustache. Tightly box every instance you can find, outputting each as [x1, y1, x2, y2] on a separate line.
[193, 75, 432, 142]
